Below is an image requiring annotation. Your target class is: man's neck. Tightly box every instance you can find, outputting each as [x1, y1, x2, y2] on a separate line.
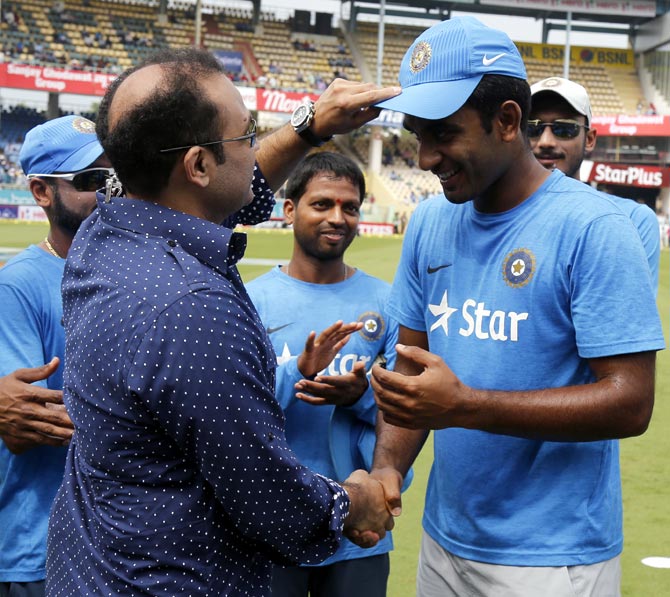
[285, 258, 350, 285]
[42, 228, 75, 259]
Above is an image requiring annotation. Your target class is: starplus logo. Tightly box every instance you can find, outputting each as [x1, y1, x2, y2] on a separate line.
[429, 290, 529, 342]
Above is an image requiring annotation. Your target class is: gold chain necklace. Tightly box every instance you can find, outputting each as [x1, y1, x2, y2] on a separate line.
[44, 237, 63, 259]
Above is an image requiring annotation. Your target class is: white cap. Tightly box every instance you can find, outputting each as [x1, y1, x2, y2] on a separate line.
[530, 77, 592, 126]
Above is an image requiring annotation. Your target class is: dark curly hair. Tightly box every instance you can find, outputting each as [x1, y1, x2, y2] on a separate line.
[465, 74, 531, 135]
[97, 48, 228, 197]
[285, 152, 366, 203]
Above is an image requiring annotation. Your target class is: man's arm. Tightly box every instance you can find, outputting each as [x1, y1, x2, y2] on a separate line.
[129, 296, 392, 562]
[631, 203, 661, 294]
[370, 326, 430, 516]
[0, 358, 73, 454]
[256, 79, 400, 191]
[372, 342, 656, 442]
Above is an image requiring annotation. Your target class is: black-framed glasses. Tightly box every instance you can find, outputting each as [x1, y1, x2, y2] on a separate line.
[527, 119, 589, 140]
[27, 167, 115, 192]
[159, 118, 257, 153]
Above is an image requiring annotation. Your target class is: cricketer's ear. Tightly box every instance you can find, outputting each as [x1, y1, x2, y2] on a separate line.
[29, 177, 55, 209]
[497, 100, 523, 143]
[283, 198, 296, 226]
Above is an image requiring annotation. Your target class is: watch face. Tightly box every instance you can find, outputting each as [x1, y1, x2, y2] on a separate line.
[291, 104, 310, 127]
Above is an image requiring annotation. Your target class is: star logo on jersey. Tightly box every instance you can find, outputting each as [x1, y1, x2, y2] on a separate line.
[429, 290, 458, 336]
[358, 311, 384, 342]
[276, 343, 293, 365]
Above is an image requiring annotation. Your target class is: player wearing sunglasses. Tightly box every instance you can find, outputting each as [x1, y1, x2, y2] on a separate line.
[0, 114, 111, 597]
[530, 77, 659, 292]
[529, 77, 597, 178]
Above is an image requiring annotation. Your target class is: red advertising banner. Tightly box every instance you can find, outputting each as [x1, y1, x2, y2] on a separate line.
[587, 162, 670, 188]
[591, 115, 670, 137]
[0, 63, 117, 96]
[255, 88, 320, 113]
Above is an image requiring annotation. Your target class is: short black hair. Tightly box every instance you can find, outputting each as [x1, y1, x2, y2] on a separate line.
[97, 48, 227, 197]
[466, 74, 531, 135]
[285, 152, 366, 203]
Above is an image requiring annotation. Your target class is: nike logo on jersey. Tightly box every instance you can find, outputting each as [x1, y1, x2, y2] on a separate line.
[427, 263, 453, 274]
[482, 53, 506, 66]
[267, 323, 292, 334]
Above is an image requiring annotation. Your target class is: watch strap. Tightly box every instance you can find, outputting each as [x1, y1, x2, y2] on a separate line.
[298, 126, 332, 148]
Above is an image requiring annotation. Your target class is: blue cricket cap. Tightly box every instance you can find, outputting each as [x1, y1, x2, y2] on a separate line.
[19, 115, 104, 176]
[376, 16, 527, 120]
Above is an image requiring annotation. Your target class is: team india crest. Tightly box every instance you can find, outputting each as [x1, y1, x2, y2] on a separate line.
[410, 41, 432, 73]
[502, 248, 536, 288]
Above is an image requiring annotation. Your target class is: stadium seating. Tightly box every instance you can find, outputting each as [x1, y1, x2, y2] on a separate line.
[0, 0, 656, 206]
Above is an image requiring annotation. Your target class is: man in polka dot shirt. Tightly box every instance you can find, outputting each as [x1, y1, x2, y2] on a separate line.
[46, 49, 401, 596]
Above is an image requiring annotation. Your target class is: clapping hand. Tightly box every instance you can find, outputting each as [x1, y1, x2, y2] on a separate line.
[296, 320, 363, 380]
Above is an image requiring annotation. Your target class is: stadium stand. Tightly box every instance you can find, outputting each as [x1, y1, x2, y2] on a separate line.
[0, 0, 662, 210]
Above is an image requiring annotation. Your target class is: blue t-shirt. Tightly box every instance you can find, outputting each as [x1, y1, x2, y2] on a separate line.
[247, 266, 398, 565]
[600, 191, 660, 293]
[0, 245, 67, 583]
[388, 170, 664, 567]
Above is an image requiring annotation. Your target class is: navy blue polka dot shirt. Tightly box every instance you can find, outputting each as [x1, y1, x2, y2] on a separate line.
[46, 166, 350, 596]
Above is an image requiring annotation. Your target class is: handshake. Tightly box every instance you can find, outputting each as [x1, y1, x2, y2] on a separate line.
[341, 468, 404, 548]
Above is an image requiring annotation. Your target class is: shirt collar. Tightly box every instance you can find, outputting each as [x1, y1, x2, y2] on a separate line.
[95, 194, 247, 272]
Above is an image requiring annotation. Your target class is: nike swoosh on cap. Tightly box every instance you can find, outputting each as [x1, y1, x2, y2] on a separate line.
[427, 263, 452, 274]
[482, 53, 506, 66]
[267, 323, 292, 334]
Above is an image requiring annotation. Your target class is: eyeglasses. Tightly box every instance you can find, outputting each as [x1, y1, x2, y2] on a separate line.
[527, 119, 589, 140]
[159, 118, 257, 153]
[27, 167, 115, 192]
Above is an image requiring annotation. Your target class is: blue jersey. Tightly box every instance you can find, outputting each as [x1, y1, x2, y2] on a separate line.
[247, 266, 398, 565]
[599, 191, 660, 293]
[0, 245, 67, 582]
[388, 170, 664, 567]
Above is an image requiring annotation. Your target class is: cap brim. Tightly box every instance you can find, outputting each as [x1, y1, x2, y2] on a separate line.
[55, 138, 104, 173]
[329, 407, 413, 492]
[375, 76, 482, 120]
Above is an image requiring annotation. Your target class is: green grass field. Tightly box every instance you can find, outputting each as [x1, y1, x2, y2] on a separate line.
[1, 222, 668, 595]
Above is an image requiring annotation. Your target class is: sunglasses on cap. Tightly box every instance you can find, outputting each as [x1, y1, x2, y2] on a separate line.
[27, 167, 116, 192]
[527, 119, 589, 140]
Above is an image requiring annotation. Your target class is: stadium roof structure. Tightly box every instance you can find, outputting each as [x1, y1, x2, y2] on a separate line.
[345, 0, 660, 42]
[172, 0, 667, 45]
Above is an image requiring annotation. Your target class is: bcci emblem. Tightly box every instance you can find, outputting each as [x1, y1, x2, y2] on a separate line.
[358, 312, 385, 342]
[72, 117, 96, 134]
[410, 41, 431, 73]
[502, 248, 536, 288]
[539, 77, 561, 90]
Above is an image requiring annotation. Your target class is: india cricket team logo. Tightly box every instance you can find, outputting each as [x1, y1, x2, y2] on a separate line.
[72, 116, 96, 134]
[502, 248, 536, 288]
[410, 41, 431, 73]
[358, 312, 384, 341]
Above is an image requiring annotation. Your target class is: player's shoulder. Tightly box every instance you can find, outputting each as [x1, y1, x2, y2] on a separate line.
[353, 269, 391, 292]
[246, 266, 280, 292]
[0, 246, 51, 285]
[543, 172, 629, 221]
